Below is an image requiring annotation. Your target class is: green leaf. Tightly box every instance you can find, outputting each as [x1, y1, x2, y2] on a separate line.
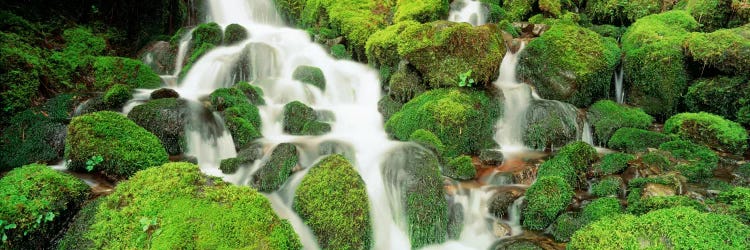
[4, 224, 16, 230]
[2, 234, 6, 242]
[45, 212, 55, 222]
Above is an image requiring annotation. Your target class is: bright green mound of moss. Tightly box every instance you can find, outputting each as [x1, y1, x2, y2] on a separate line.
[591, 176, 623, 197]
[86, 162, 301, 249]
[622, 10, 699, 119]
[593, 153, 634, 176]
[570, 207, 750, 249]
[664, 112, 748, 155]
[252, 143, 299, 192]
[587, 100, 653, 145]
[0, 164, 89, 249]
[93, 56, 162, 90]
[127, 98, 189, 155]
[57, 199, 101, 250]
[685, 24, 750, 76]
[718, 187, 750, 224]
[585, 0, 666, 25]
[65, 111, 168, 179]
[519, 23, 620, 107]
[294, 154, 371, 249]
[393, 0, 449, 23]
[522, 176, 574, 230]
[537, 141, 597, 188]
[292, 65, 326, 90]
[209, 87, 263, 149]
[223, 23, 248, 45]
[607, 128, 671, 153]
[444, 155, 476, 180]
[0, 31, 44, 116]
[409, 129, 445, 157]
[659, 139, 719, 181]
[676, 0, 732, 31]
[385, 88, 501, 158]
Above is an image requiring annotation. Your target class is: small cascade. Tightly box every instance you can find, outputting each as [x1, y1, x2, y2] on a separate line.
[441, 187, 498, 249]
[582, 120, 594, 145]
[493, 43, 532, 151]
[504, 196, 525, 236]
[173, 29, 193, 77]
[614, 65, 624, 104]
[449, 0, 487, 26]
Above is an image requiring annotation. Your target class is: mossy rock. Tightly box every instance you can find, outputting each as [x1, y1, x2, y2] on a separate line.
[0, 31, 44, 117]
[685, 76, 749, 123]
[292, 65, 326, 91]
[190, 22, 223, 51]
[569, 207, 750, 249]
[551, 212, 584, 242]
[659, 139, 719, 181]
[127, 98, 189, 155]
[150, 88, 179, 99]
[607, 128, 671, 153]
[235, 81, 265, 105]
[537, 141, 597, 188]
[585, 0, 667, 25]
[622, 11, 699, 119]
[503, 0, 536, 22]
[385, 88, 501, 158]
[102, 84, 133, 109]
[593, 153, 634, 176]
[523, 99, 580, 150]
[65, 111, 168, 179]
[388, 61, 426, 103]
[582, 197, 622, 222]
[93, 56, 162, 91]
[282, 101, 331, 136]
[294, 154, 372, 249]
[382, 144, 447, 248]
[522, 175, 574, 230]
[717, 187, 750, 224]
[685, 25, 750, 77]
[209, 87, 250, 112]
[664, 112, 748, 155]
[587, 100, 654, 145]
[0, 164, 89, 249]
[676, 0, 732, 31]
[57, 199, 101, 250]
[627, 195, 706, 215]
[223, 23, 248, 45]
[519, 23, 620, 107]
[85, 162, 301, 249]
[444, 155, 477, 180]
[251, 143, 299, 192]
[393, 0, 450, 23]
[591, 176, 623, 197]
[409, 129, 445, 158]
[0, 108, 68, 170]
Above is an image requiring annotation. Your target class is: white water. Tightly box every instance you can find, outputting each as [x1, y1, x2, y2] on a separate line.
[614, 66, 624, 104]
[582, 120, 594, 145]
[449, 0, 487, 26]
[493, 44, 532, 152]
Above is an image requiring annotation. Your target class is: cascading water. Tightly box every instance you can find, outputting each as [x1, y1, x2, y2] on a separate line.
[493, 44, 532, 151]
[449, 0, 487, 26]
[614, 65, 624, 104]
[582, 120, 594, 145]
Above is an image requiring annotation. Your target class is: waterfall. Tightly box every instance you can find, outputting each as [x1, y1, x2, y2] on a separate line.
[448, 0, 487, 26]
[493, 44, 532, 151]
[582, 120, 594, 145]
[614, 65, 624, 104]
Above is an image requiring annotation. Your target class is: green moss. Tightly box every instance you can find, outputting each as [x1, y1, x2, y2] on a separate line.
[571, 207, 750, 249]
[409, 129, 445, 157]
[558, 141, 598, 173]
[330, 44, 351, 59]
[292, 65, 326, 90]
[378, 95, 403, 122]
[622, 11, 699, 118]
[685, 24, 750, 76]
[225, 116, 262, 150]
[587, 100, 654, 145]
[294, 155, 372, 249]
[178, 42, 215, 79]
[102, 84, 132, 109]
[537, 155, 579, 188]
[365, 20, 419, 73]
[0, 31, 44, 116]
[385, 88, 501, 157]
[0, 164, 89, 249]
[192, 22, 223, 50]
[523, 100, 579, 150]
[582, 197, 622, 222]
[685, 76, 749, 123]
[607, 128, 671, 153]
[587, 24, 626, 38]
[519, 24, 620, 107]
[93, 56, 162, 91]
[223, 23, 248, 45]
[209, 87, 249, 111]
[388, 63, 426, 103]
[551, 212, 584, 242]
[282, 101, 330, 136]
[676, 0, 731, 31]
[65, 111, 168, 179]
[628, 195, 707, 215]
[584, 0, 668, 25]
[522, 176, 574, 230]
[591, 176, 623, 197]
[539, 0, 562, 17]
[42, 93, 76, 122]
[717, 187, 750, 224]
[445, 155, 476, 180]
[234, 81, 266, 105]
[127, 98, 189, 155]
[252, 143, 298, 192]
[664, 112, 748, 155]
[393, 0, 449, 23]
[593, 153, 634, 176]
[57, 199, 101, 250]
[640, 151, 673, 171]
[87, 162, 301, 249]
[504, 0, 535, 21]
[48, 27, 107, 90]
[659, 139, 719, 181]
[0, 109, 65, 170]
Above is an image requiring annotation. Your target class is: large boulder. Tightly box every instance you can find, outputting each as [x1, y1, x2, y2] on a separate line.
[585, 0, 668, 25]
[128, 98, 190, 155]
[393, 0, 450, 23]
[65, 111, 169, 179]
[209, 87, 263, 149]
[385, 88, 501, 157]
[223, 23, 248, 45]
[93, 56, 162, 90]
[294, 155, 372, 249]
[523, 99, 580, 150]
[138, 41, 175, 75]
[684, 24, 750, 76]
[587, 100, 654, 145]
[684, 76, 749, 124]
[251, 143, 299, 192]
[675, 0, 732, 31]
[85, 162, 301, 249]
[0, 164, 89, 249]
[519, 23, 620, 107]
[382, 144, 447, 248]
[607, 128, 671, 153]
[664, 112, 748, 155]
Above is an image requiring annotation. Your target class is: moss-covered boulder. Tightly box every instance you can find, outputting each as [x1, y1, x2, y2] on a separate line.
[523, 99, 580, 150]
[223, 23, 248, 45]
[1, 101, 70, 171]
[282, 101, 331, 136]
[57, 199, 101, 250]
[150, 88, 179, 99]
[519, 23, 620, 107]
[292, 65, 326, 91]
[235, 81, 265, 105]
[409, 129, 445, 157]
[592, 152, 634, 176]
[388, 61, 426, 103]
[93, 56, 162, 91]
[622, 11, 699, 118]
[65, 111, 168, 179]
[85, 162, 301, 249]
[0, 164, 89, 249]
[587, 100, 653, 145]
[569, 207, 750, 249]
[717, 187, 750, 224]
[101, 84, 132, 109]
[537, 141, 598, 188]
[127, 98, 189, 155]
[522, 176, 574, 230]
[503, 0, 536, 22]
[294, 155, 371, 249]
[251, 143, 299, 192]
[585, 0, 667, 25]
[178, 22, 223, 78]
[685, 76, 749, 123]
[209, 87, 263, 149]
[382, 144, 447, 248]
[444, 155, 477, 180]
[664, 112, 748, 155]
[659, 139, 719, 181]
[386, 88, 501, 157]
[393, 0, 449, 23]
[0, 31, 44, 117]
[685, 24, 750, 77]
[591, 176, 623, 197]
[367, 21, 506, 88]
[607, 128, 671, 153]
[676, 0, 732, 31]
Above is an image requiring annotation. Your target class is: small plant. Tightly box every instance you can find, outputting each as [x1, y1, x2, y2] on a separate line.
[85, 155, 103, 172]
[1, 220, 17, 242]
[458, 70, 475, 87]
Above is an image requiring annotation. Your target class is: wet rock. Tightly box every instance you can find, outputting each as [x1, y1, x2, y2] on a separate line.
[223, 23, 248, 45]
[251, 143, 298, 192]
[480, 149, 505, 166]
[235, 81, 265, 106]
[492, 221, 511, 238]
[292, 65, 326, 91]
[490, 238, 543, 250]
[447, 202, 464, 239]
[523, 99, 580, 150]
[127, 98, 190, 155]
[150, 88, 180, 99]
[489, 190, 522, 219]
[388, 61, 425, 103]
[642, 183, 676, 198]
[138, 41, 174, 75]
[318, 140, 355, 162]
[282, 101, 331, 136]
